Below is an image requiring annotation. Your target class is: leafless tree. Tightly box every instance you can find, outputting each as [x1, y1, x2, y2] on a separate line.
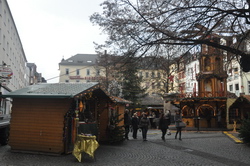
[90, 0, 250, 71]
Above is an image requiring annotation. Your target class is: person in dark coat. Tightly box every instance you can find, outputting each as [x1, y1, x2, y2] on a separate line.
[174, 110, 182, 140]
[159, 111, 171, 141]
[124, 109, 131, 140]
[139, 112, 150, 141]
[131, 112, 139, 139]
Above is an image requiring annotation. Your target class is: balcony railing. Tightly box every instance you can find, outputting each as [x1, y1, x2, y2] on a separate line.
[179, 91, 226, 98]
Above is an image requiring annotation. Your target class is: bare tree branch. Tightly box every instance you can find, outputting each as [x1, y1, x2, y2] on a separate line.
[90, 0, 250, 71]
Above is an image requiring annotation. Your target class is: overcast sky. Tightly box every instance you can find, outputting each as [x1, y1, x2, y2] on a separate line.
[7, 0, 106, 83]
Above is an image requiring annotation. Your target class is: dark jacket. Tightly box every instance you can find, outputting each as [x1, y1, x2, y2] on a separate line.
[131, 116, 139, 128]
[174, 113, 182, 128]
[124, 112, 131, 126]
[139, 117, 150, 128]
[159, 115, 171, 130]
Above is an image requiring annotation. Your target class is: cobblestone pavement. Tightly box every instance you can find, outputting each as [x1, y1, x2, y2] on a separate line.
[0, 129, 250, 166]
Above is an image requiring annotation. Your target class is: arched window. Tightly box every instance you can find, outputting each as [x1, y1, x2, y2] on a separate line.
[182, 106, 194, 117]
[199, 107, 214, 118]
[204, 79, 212, 97]
[204, 57, 211, 71]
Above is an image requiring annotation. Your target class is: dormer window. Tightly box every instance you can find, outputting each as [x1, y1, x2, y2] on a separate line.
[68, 60, 73, 62]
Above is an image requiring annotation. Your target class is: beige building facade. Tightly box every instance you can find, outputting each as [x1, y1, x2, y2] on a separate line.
[59, 54, 167, 100]
[59, 54, 106, 83]
[139, 69, 165, 95]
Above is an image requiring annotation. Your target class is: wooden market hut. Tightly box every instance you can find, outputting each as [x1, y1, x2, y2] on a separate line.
[0, 82, 130, 154]
[228, 95, 250, 129]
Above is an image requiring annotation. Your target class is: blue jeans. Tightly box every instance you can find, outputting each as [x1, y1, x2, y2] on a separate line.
[141, 127, 148, 140]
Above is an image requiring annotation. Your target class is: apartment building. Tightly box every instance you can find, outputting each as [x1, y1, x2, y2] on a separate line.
[166, 62, 177, 94]
[227, 58, 250, 97]
[227, 59, 242, 96]
[223, 33, 250, 97]
[138, 56, 170, 96]
[168, 38, 249, 99]
[0, 0, 29, 92]
[59, 54, 106, 83]
[58, 50, 249, 109]
[58, 54, 166, 107]
[168, 53, 199, 98]
[27, 63, 46, 85]
[139, 69, 163, 94]
[185, 57, 199, 97]
[0, 0, 47, 120]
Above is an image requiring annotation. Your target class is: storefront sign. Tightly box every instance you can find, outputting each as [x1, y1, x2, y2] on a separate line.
[0, 66, 13, 79]
[69, 76, 105, 80]
[0, 66, 13, 86]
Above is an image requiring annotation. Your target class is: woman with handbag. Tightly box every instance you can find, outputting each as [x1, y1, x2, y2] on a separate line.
[174, 110, 183, 140]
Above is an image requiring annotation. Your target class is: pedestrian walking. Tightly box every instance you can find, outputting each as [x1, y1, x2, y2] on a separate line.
[131, 112, 139, 139]
[174, 110, 183, 141]
[139, 112, 150, 141]
[151, 112, 156, 128]
[166, 110, 172, 135]
[159, 110, 171, 141]
[124, 109, 131, 140]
